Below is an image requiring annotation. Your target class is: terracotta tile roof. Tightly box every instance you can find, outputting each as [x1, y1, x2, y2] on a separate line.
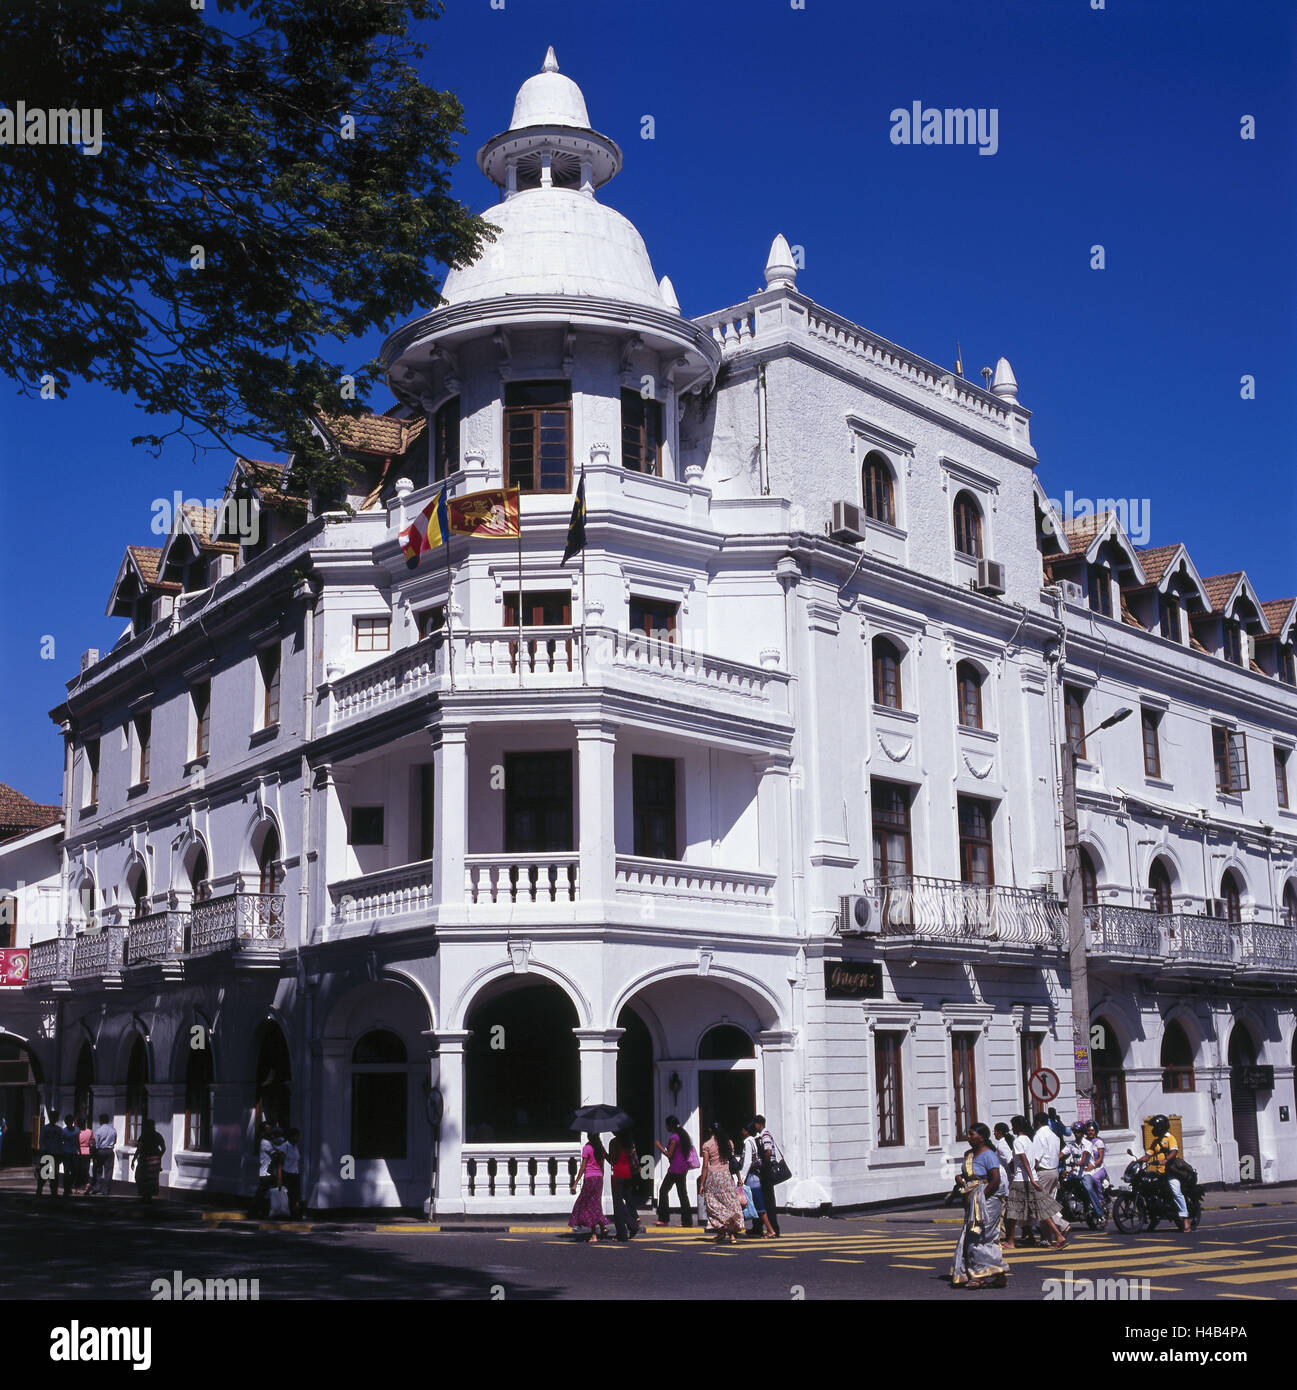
[0, 782, 61, 840]
[126, 546, 164, 586]
[1201, 572, 1242, 613]
[179, 504, 240, 553]
[1261, 598, 1295, 635]
[1060, 510, 1116, 554]
[1136, 544, 1181, 586]
[320, 411, 427, 457]
[236, 458, 306, 512]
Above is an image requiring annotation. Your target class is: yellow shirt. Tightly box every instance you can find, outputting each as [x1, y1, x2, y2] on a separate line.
[1145, 1134, 1177, 1174]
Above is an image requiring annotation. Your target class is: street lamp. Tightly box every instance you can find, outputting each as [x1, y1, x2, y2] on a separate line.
[1062, 704, 1132, 1121]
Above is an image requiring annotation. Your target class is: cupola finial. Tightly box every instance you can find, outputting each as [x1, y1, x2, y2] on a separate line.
[990, 356, 1019, 402]
[764, 233, 797, 290]
[542, 46, 559, 73]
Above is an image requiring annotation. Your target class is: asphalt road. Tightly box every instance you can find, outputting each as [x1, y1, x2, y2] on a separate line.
[5, 1194, 1297, 1303]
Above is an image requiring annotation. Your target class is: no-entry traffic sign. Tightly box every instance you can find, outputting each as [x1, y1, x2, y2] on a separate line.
[1028, 1067, 1060, 1104]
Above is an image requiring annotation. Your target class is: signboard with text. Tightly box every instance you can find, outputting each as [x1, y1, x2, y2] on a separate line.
[824, 960, 884, 999]
[0, 948, 30, 987]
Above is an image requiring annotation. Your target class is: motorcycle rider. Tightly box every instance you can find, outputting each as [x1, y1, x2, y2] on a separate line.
[1080, 1121, 1108, 1223]
[1142, 1114, 1191, 1234]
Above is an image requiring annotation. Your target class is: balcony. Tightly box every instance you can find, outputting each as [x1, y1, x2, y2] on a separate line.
[71, 926, 127, 980]
[464, 853, 580, 907]
[864, 876, 1066, 953]
[1085, 904, 1297, 979]
[125, 910, 189, 965]
[330, 860, 436, 929]
[188, 893, 286, 955]
[324, 626, 790, 731]
[614, 855, 776, 927]
[26, 936, 74, 985]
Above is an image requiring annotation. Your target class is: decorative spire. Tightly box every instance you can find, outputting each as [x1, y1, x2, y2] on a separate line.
[542, 45, 559, 73]
[659, 275, 680, 313]
[990, 356, 1019, 402]
[764, 233, 797, 290]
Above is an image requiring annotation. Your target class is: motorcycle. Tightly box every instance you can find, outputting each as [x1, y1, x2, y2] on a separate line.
[1057, 1155, 1112, 1230]
[1111, 1151, 1203, 1234]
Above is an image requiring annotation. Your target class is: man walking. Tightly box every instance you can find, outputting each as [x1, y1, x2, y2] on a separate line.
[751, 1114, 782, 1237]
[1032, 1111, 1069, 1236]
[91, 1112, 117, 1195]
[35, 1113, 63, 1198]
[60, 1115, 79, 1197]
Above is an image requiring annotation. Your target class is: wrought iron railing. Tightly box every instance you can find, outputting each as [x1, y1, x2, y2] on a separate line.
[1084, 904, 1167, 958]
[863, 876, 1066, 948]
[1236, 922, 1297, 971]
[27, 936, 73, 984]
[188, 893, 286, 954]
[126, 911, 189, 964]
[1168, 913, 1235, 964]
[71, 926, 127, 978]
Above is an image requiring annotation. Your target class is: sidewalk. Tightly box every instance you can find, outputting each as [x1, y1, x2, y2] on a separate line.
[3, 1165, 1292, 1232]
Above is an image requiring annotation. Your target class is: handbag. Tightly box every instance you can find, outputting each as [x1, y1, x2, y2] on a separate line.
[763, 1134, 793, 1186]
[268, 1186, 290, 1217]
[686, 1148, 700, 1170]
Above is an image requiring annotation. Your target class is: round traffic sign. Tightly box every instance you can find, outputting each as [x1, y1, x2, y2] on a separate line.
[1029, 1067, 1060, 1103]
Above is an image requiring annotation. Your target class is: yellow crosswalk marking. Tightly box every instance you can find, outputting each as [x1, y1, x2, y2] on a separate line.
[1204, 1266, 1297, 1285]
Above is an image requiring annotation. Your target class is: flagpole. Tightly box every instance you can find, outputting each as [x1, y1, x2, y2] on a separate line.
[517, 492, 524, 689]
[444, 523, 455, 694]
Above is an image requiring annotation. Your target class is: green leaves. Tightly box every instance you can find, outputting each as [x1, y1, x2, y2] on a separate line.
[0, 0, 490, 501]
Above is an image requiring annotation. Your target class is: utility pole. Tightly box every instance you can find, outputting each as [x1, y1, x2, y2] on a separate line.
[1063, 704, 1131, 1123]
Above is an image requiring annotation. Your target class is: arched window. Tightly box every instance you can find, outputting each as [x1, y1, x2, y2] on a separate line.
[255, 1025, 291, 1131]
[126, 864, 148, 921]
[872, 637, 902, 710]
[861, 452, 895, 526]
[74, 1044, 94, 1128]
[1079, 847, 1099, 907]
[953, 491, 983, 559]
[125, 1037, 148, 1145]
[1149, 858, 1174, 915]
[1220, 870, 1243, 924]
[257, 827, 280, 896]
[1283, 882, 1297, 929]
[956, 661, 983, 729]
[185, 1045, 213, 1151]
[351, 1029, 409, 1161]
[697, 1025, 755, 1060]
[72, 875, 98, 930]
[188, 846, 211, 903]
[1092, 1019, 1127, 1130]
[1161, 1021, 1195, 1093]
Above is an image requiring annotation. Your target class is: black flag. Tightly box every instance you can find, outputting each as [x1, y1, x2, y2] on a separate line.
[562, 472, 586, 565]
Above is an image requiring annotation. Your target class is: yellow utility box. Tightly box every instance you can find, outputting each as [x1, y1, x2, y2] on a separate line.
[1140, 1115, 1184, 1154]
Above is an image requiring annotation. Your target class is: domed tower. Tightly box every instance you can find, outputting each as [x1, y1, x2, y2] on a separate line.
[382, 48, 719, 492]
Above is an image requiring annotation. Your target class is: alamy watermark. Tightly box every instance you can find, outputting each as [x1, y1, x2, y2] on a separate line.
[0, 103, 102, 156]
[1043, 1270, 1151, 1300]
[890, 102, 998, 156]
[1040, 491, 1151, 547]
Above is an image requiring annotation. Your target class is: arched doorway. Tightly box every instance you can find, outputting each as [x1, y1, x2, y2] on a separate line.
[74, 1043, 95, 1126]
[1092, 1017, 1127, 1129]
[254, 1025, 291, 1130]
[124, 1037, 149, 1144]
[1149, 857, 1174, 914]
[1160, 1022, 1195, 1094]
[0, 1035, 42, 1165]
[1228, 1023, 1261, 1183]
[615, 1005, 654, 1194]
[465, 981, 578, 1142]
[697, 1024, 757, 1147]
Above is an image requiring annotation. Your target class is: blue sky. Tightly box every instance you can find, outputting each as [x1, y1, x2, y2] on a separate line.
[2, 0, 1294, 802]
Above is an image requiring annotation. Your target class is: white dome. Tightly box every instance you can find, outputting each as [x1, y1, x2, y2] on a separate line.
[510, 69, 591, 130]
[442, 188, 666, 308]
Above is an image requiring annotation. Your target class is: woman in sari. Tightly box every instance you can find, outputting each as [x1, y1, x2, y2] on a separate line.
[568, 1132, 610, 1243]
[698, 1122, 746, 1243]
[130, 1117, 166, 1203]
[950, 1122, 1010, 1289]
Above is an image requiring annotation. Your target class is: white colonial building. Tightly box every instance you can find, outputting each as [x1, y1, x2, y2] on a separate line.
[4, 51, 1294, 1210]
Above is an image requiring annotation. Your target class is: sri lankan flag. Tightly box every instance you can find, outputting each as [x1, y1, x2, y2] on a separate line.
[398, 486, 449, 566]
[562, 473, 586, 565]
[448, 486, 521, 538]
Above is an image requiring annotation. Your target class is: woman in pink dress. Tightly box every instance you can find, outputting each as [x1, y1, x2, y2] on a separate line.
[569, 1132, 610, 1243]
[699, 1122, 746, 1243]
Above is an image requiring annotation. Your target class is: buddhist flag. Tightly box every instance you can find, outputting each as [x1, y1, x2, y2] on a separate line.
[449, 486, 521, 538]
[562, 473, 586, 565]
[399, 487, 449, 566]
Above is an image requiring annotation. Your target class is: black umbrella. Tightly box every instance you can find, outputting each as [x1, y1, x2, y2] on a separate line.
[569, 1104, 633, 1134]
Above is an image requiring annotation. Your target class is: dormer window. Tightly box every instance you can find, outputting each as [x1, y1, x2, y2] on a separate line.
[621, 391, 662, 476]
[1278, 644, 1295, 686]
[1159, 593, 1182, 643]
[505, 382, 571, 493]
[1088, 563, 1112, 617]
[1223, 620, 1244, 667]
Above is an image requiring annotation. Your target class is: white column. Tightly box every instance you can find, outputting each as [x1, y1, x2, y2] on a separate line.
[317, 765, 352, 927]
[315, 1039, 348, 1208]
[574, 1028, 625, 1107]
[576, 721, 617, 909]
[432, 728, 468, 912]
[429, 1030, 470, 1216]
[756, 754, 795, 924]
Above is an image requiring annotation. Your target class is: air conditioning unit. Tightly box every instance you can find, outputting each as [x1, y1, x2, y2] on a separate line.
[839, 893, 883, 934]
[976, 559, 1007, 596]
[829, 500, 866, 545]
[80, 649, 100, 673]
[1043, 870, 1066, 900]
[1204, 898, 1226, 919]
[1060, 580, 1084, 606]
[151, 594, 175, 624]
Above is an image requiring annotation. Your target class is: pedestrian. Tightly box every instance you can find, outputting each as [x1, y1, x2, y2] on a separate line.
[568, 1131, 609, 1243]
[281, 1128, 303, 1218]
[130, 1117, 166, 1202]
[249, 1122, 283, 1218]
[1046, 1107, 1068, 1144]
[61, 1115, 79, 1197]
[739, 1123, 777, 1238]
[76, 1117, 94, 1194]
[35, 1112, 63, 1198]
[0, 1114, 7, 1166]
[1003, 1114, 1066, 1250]
[698, 1122, 746, 1243]
[1080, 1121, 1108, 1224]
[608, 1129, 642, 1241]
[653, 1115, 694, 1227]
[91, 1112, 117, 1195]
[950, 1123, 1010, 1289]
[751, 1113, 783, 1236]
[1032, 1111, 1070, 1236]
[992, 1122, 1015, 1183]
